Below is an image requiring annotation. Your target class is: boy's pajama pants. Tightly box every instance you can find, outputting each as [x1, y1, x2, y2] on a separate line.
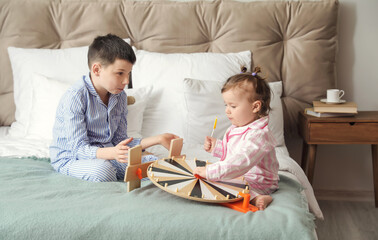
[57, 154, 157, 182]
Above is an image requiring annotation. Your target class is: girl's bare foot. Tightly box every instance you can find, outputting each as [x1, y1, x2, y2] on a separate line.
[251, 195, 273, 210]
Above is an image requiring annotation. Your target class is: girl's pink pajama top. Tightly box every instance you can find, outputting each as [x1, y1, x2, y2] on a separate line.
[206, 116, 279, 198]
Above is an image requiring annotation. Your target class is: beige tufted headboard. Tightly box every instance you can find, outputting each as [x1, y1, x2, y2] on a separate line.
[0, 0, 338, 135]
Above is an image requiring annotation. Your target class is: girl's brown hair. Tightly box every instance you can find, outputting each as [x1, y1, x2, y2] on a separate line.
[221, 66, 272, 116]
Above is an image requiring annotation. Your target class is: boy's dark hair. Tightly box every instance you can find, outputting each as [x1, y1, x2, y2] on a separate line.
[222, 66, 272, 116]
[87, 34, 136, 68]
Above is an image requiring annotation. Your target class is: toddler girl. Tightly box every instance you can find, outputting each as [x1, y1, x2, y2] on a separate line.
[193, 67, 279, 210]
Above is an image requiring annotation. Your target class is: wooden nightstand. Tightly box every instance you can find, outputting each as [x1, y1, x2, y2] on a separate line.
[298, 111, 378, 207]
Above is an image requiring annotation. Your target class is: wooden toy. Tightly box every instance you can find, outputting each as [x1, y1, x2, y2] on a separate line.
[123, 138, 184, 192]
[124, 145, 152, 192]
[147, 156, 251, 203]
[168, 138, 184, 158]
[125, 138, 258, 212]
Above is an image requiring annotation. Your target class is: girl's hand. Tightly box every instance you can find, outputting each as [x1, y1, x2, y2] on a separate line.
[159, 133, 180, 150]
[204, 136, 216, 153]
[193, 167, 207, 178]
[114, 137, 133, 163]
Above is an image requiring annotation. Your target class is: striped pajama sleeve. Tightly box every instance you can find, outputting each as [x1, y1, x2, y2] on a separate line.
[211, 139, 223, 158]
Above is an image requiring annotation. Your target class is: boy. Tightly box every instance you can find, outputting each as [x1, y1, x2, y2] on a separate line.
[50, 34, 178, 182]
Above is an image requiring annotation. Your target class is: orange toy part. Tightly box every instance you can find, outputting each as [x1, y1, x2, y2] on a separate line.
[136, 168, 143, 180]
[220, 192, 259, 213]
[194, 174, 204, 180]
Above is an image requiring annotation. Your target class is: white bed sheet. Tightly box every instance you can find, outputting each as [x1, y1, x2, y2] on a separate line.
[0, 130, 323, 220]
[0, 126, 9, 137]
[0, 127, 50, 158]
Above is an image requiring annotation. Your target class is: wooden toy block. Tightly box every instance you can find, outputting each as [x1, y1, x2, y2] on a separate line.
[168, 138, 183, 158]
[124, 145, 153, 192]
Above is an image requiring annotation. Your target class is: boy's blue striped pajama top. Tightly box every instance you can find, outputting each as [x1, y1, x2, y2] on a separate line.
[49, 74, 157, 182]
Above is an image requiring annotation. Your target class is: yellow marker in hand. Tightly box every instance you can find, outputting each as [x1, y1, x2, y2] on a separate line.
[210, 117, 217, 137]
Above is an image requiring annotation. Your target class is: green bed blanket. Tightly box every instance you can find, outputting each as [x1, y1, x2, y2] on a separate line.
[0, 157, 315, 240]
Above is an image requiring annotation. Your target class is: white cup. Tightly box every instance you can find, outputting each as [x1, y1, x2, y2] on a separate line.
[327, 89, 345, 103]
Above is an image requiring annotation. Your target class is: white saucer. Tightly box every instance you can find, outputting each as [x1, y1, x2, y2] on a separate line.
[320, 99, 346, 104]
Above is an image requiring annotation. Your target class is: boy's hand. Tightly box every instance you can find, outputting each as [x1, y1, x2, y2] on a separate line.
[204, 136, 216, 153]
[140, 133, 180, 150]
[114, 137, 133, 163]
[159, 133, 180, 150]
[193, 167, 207, 178]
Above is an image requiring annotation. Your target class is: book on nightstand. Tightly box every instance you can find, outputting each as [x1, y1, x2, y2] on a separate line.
[312, 101, 358, 114]
[304, 108, 356, 118]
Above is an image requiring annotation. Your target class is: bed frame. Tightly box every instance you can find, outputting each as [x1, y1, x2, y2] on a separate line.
[0, 0, 338, 137]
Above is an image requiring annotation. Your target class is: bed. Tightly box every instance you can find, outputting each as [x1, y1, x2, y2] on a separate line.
[0, 0, 339, 239]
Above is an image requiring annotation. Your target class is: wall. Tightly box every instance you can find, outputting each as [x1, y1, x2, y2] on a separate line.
[287, 0, 378, 200]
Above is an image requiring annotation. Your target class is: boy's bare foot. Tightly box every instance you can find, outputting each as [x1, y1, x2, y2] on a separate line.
[251, 195, 273, 210]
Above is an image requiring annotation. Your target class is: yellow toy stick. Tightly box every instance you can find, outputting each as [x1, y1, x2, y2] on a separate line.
[210, 117, 217, 137]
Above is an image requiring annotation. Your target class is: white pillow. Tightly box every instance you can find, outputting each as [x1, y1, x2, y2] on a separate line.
[27, 74, 71, 139]
[124, 86, 153, 139]
[25, 73, 151, 140]
[182, 78, 285, 147]
[8, 46, 89, 137]
[7, 39, 131, 138]
[131, 48, 252, 138]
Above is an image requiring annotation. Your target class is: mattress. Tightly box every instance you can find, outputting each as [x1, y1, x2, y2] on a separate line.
[0, 130, 322, 217]
[0, 128, 322, 239]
